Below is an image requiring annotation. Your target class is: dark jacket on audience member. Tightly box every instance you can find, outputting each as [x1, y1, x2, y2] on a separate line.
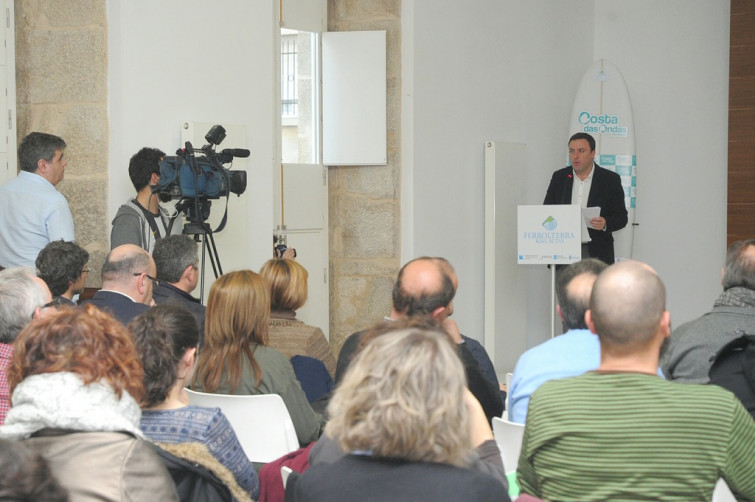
[82, 290, 150, 326]
[709, 333, 755, 420]
[308, 433, 508, 490]
[152, 282, 206, 343]
[286, 454, 508, 502]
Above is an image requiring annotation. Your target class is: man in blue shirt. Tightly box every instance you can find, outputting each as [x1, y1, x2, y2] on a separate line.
[0, 132, 74, 268]
[508, 258, 607, 423]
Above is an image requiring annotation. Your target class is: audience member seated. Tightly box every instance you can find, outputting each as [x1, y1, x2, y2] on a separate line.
[509, 259, 606, 423]
[260, 258, 336, 378]
[517, 261, 755, 501]
[310, 317, 508, 487]
[130, 304, 259, 501]
[433, 258, 502, 393]
[151, 235, 206, 341]
[0, 268, 53, 425]
[0, 438, 68, 501]
[35, 239, 89, 306]
[661, 238, 755, 382]
[336, 256, 503, 422]
[709, 333, 755, 419]
[82, 244, 155, 325]
[0, 305, 178, 501]
[287, 323, 509, 502]
[191, 270, 322, 445]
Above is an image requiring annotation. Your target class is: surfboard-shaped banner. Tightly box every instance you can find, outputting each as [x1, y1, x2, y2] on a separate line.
[569, 58, 636, 261]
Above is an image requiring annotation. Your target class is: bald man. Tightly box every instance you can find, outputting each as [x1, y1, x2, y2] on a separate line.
[335, 256, 504, 421]
[517, 261, 755, 501]
[82, 244, 156, 325]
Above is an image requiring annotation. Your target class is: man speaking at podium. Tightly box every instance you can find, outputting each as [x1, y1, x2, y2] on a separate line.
[544, 132, 627, 264]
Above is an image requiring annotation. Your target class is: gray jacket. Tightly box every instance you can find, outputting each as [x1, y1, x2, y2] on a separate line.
[661, 298, 755, 383]
[110, 199, 179, 254]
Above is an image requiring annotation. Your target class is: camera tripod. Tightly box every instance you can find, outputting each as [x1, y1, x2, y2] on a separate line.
[174, 198, 223, 302]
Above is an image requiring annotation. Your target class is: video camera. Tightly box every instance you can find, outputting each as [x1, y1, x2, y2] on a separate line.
[152, 125, 248, 201]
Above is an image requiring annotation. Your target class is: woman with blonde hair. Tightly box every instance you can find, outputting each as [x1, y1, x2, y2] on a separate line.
[0, 305, 177, 501]
[192, 270, 321, 445]
[288, 324, 508, 501]
[259, 258, 336, 378]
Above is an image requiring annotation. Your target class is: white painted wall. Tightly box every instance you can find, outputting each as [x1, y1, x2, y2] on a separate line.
[404, 0, 730, 373]
[107, 0, 276, 273]
[593, 0, 730, 334]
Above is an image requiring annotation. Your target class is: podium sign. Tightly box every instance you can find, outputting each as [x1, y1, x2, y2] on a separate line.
[517, 205, 581, 265]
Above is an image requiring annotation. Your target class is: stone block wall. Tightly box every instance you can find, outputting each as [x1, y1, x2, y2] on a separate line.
[13, 0, 402, 348]
[327, 0, 402, 354]
[15, 0, 109, 285]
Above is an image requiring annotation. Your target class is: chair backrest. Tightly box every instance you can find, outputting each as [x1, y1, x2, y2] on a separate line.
[492, 416, 525, 474]
[281, 466, 293, 488]
[503, 372, 513, 421]
[712, 478, 736, 502]
[185, 389, 299, 463]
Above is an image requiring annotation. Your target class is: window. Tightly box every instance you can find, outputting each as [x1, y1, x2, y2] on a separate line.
[281, 29, 318, 164]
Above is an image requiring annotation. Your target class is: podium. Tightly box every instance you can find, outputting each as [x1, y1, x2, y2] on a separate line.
[517, 205, 581, 336]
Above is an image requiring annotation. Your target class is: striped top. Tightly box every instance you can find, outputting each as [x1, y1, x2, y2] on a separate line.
[517, 371, 755, 501]
[141, 405, 259, 499]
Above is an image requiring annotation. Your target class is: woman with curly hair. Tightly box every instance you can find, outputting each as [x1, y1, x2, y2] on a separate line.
[0, 305, 177, 501]
[192, 270, 321, 445]
[130, 304, 258, 501]
[288, 324, 508, 502]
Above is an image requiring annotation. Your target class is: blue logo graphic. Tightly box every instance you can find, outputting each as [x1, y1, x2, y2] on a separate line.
[578, 112, 619, 126]
[542, 216, 557, 231]
[577, 111, 628, 137]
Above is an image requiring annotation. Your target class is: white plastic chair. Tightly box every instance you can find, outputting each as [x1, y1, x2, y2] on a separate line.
[491, 416, 524, 474]
[712, 478, 736, 502]
[281, 466, 293, 488]
[185, 389, 299, 463]
[503, 372, 513, 421]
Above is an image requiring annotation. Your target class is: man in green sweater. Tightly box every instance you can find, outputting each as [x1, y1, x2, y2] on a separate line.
[517, 261, 755, 501]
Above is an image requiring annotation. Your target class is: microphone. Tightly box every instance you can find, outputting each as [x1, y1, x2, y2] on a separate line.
[220, 148, 250, 158]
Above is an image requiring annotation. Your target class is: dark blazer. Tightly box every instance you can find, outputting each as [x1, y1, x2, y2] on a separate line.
[286, 454, 508, 502]
[152, 282, 206, 343]
[82, 290, 150, 326]
[543, 163, 628, 264]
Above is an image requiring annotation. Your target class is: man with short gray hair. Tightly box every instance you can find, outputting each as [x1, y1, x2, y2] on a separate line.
[0, 267, 53, 424]
[509, 258, 607, 423]
[0, 132, 74, 268]
[661, 239, 755, 383]
[82, 244, 155, 325]
[151, 235, 206, 339]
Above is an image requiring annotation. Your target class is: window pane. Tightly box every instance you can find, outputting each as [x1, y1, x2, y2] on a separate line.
[281, 30, 317, 164]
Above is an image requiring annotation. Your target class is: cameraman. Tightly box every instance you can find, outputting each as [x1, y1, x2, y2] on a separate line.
[111, 147, 179, 254]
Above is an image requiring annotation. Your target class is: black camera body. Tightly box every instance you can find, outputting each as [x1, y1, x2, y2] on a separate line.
[154, 155, 246, 200]
[274, 244, 297, 258]
[151, 125, 248, 201]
